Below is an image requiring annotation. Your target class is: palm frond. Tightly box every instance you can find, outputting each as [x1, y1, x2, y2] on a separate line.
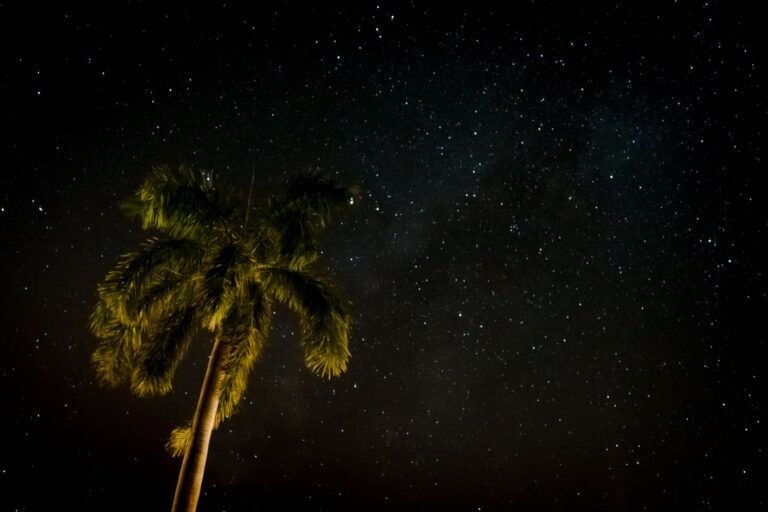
[243, 228, 278, 265]
[130, 272, 201, 330]
[98, 237, 204, 325]
[266, 170, 359, 268]
[89, 300, 141, 386]
[216, 285, 271, 425]
[122, 164, 236, 240]
[167, 422, 193, 457]
[283, 170, 360, 221]
[201, 241, 254, 330]
[262, 267, 351, 378]
[201, 244, 237, 330]
[92, 238, 203, 391]
[130, 308, 198, 396]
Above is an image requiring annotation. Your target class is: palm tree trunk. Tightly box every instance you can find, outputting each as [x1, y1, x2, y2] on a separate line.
[171, 334, 227, 512]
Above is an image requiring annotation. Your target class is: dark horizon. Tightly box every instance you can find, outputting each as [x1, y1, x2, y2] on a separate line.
[0, 2, 764, 511]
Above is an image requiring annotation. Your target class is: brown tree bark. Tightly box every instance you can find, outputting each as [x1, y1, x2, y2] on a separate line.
[171, 334, 227, 512]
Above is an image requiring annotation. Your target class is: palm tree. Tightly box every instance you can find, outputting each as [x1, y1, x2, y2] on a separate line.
[89, 165, 357, 512]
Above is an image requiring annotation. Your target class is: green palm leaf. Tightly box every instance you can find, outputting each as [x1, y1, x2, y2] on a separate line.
[89, 300, 141, 386]
[130, 308, 198, 396]
[262, 267, 351, 378]
[98, 237, 203, 325]
[216, 284, 271, 424]
[200, 241, 255, 330]
[266, 170, 359, 269]
[121, 165, 236, 241]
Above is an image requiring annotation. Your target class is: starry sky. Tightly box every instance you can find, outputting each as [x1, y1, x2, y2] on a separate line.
[0, 2, 765, 511]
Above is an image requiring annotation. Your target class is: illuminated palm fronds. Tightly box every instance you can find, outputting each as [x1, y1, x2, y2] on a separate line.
[167, 423, 193, 458]
[130, 308, 198, 396]
[262, 267, 351, 378]
[89, 165, 356, 458]
[97, 237, 204, 325]
[215, 286, 271, 425]
[266, 169, 360, 269]
[89, 300, 141, 386]
[121, 164, 236, 241]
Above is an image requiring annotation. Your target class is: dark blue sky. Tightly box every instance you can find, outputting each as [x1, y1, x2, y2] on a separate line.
[0, 2, 764, 511]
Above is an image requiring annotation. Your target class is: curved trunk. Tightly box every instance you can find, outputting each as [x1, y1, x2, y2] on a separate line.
[171, 334, 227, 512]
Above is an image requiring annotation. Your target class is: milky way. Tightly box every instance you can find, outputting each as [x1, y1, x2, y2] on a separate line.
[0, 3, 764, 511]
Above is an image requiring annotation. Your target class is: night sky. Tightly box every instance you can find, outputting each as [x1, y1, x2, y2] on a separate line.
[0, 2, 765, 511]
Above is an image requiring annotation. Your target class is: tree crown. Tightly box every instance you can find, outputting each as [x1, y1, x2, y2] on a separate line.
[90, 165, 357, 455]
